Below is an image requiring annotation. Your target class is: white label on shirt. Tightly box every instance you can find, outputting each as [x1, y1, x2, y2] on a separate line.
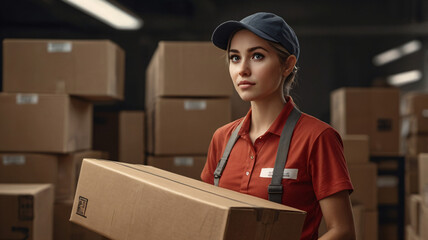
[47, 42, 72, 52]
[3, 155, 26, 165]
[259, 168, 298, 179]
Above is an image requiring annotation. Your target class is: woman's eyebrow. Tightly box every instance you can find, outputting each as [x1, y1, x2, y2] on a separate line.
[229, 46, 269, 54]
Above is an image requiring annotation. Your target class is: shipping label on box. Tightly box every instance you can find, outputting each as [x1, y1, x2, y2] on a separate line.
[70, 159, 306, 240]
[3, 39, 125, 101]
[0, 184, 54, 240]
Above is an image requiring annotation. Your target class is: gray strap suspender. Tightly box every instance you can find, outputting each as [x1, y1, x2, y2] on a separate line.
[213, 106, 302, 204]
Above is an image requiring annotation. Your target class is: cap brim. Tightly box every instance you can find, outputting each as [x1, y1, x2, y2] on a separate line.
[211, 20, 278, 50]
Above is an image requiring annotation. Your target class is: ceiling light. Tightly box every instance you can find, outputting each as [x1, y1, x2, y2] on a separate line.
[63, 0, 143, 30]
[372, 40, 422, 66]
[386, 70, 422, 86]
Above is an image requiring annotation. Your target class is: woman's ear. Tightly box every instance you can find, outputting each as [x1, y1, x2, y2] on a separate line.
[282, 55, 297, 78]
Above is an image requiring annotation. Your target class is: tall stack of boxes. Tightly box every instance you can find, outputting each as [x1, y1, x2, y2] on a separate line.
[330, 87, 401, 240]
[0, 38, 125, 239]
[145, 41, 233, 180]
[401, 92, 428, 240]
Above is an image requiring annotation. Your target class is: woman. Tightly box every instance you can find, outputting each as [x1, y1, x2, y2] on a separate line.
[201, 12, 355, 240]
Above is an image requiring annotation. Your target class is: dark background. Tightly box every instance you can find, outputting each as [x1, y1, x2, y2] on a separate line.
[1, 0, 428, 123]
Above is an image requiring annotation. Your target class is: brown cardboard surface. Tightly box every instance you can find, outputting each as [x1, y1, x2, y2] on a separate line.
[118, 111, 145, 164]
[0, 93, 92, 153]
[93, 111, 119, 160]
[70, 159, 306, 240]
[409, 194, 422, 236]
[379, 223, 398, 240]
[406, 225, 421, 240]
[406, 134, 428, 158]
[0, 184, 54, 240]
[342, 135, 370, 163]
[55, 200, 105, 240]
[405, 158, 419, 196]
[419, 154, 428, 206]
[402, 92, 428, 135]
[353, 204, 364, 240]
[348, 163, 378, 210]
[0, 151, 107, 201]
[377, 175, 399, 205]
[421, 203, 428, 240]
[145, 41, 233, 101]
[3, 39, 125, 101]
[147, 98, 231, 155]
[146, 155, 206, 180]
[330, 87, 400, 156]
[363, 210, 378, 240]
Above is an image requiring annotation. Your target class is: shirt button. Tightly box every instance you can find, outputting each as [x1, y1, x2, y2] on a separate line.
[250, 155, 254, 160]
[246, 171, 250, 176]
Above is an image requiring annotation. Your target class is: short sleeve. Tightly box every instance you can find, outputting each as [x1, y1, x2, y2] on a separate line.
[308, 128, 353, 200]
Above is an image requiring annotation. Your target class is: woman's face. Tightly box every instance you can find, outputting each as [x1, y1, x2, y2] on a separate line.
[228, 29, 285, 102]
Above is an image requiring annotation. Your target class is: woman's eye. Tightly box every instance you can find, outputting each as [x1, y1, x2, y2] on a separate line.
[229, 55, 240, 62]
[253, 53, 264, 60]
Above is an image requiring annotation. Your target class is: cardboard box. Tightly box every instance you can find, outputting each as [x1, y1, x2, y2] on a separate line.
[0, 184, 54, 240]
[377, 175, 399, 205]
[0, 93, 92, 153]
[3, 39, 125, 101]
[348, 163, 378, 210]
[330, 87, 400, 156]
[406, 134, 428, 157]
[419, 154, 428, 206]
[119, 111, 145, 164]
[70, 159, 306, 240]
[342, 135, 370, 163]
[146, 155, 206, 180]
[421, 203, 428, 240]
[379, 223, 398, 240]
[54, 200, 105, 240]
[363, 210, 378, 240]
[405, 158, 419, 195]
[406, 225, 421, 240]
[93, 111, 119, 160]
[145, 41, 232, 101]
[409, 194, 422, 235]
[0, 151, 107, 201]
[402, 92, 428, 134]
[147, 98, 231, 155]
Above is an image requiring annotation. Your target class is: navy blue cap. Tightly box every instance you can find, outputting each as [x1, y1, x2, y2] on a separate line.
[211, 12, 300, 60]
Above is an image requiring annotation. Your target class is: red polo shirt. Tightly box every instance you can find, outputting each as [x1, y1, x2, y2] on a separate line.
[201, 97, 353, 240]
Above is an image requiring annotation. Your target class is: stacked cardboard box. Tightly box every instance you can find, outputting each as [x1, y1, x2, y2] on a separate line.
[92, 110, 146, 164]
[1, 38, 125, 239]
[406, 154, 428, 240]
[331, 87, 402, 240]
[145, 41, 233, 179]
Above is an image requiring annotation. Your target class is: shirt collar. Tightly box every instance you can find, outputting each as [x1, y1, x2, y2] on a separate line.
[238, 96, 296, 137]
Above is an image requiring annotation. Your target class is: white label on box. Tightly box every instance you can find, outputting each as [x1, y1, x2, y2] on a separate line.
[422, 109, 428, 118]
[16, 94, 38, 104]
[184, 100, 207, 110]
[377, 175, 398, 187]
[47, 42, 72, 52]
[2, 155, 26, 165]
[260, 168, 298, 179]
[174, 157, 194, 167]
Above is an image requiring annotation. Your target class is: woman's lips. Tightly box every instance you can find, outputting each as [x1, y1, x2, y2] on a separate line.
[237, 81, 255, 89]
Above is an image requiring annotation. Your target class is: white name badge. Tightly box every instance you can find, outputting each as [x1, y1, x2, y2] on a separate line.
[260, 168, 298, 179]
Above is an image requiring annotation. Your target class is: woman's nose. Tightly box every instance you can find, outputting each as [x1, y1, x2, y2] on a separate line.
[238, 61, 251, 77]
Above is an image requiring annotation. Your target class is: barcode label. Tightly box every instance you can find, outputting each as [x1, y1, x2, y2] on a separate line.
[174, 157, 194, 166]
[16, 94, 38, 104]
[184, 100, 207, 110]
[3, 155, 26, 165]
[47, 42, 72, 52]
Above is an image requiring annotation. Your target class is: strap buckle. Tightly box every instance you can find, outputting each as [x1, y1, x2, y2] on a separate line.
[268, 184, 283, 194]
